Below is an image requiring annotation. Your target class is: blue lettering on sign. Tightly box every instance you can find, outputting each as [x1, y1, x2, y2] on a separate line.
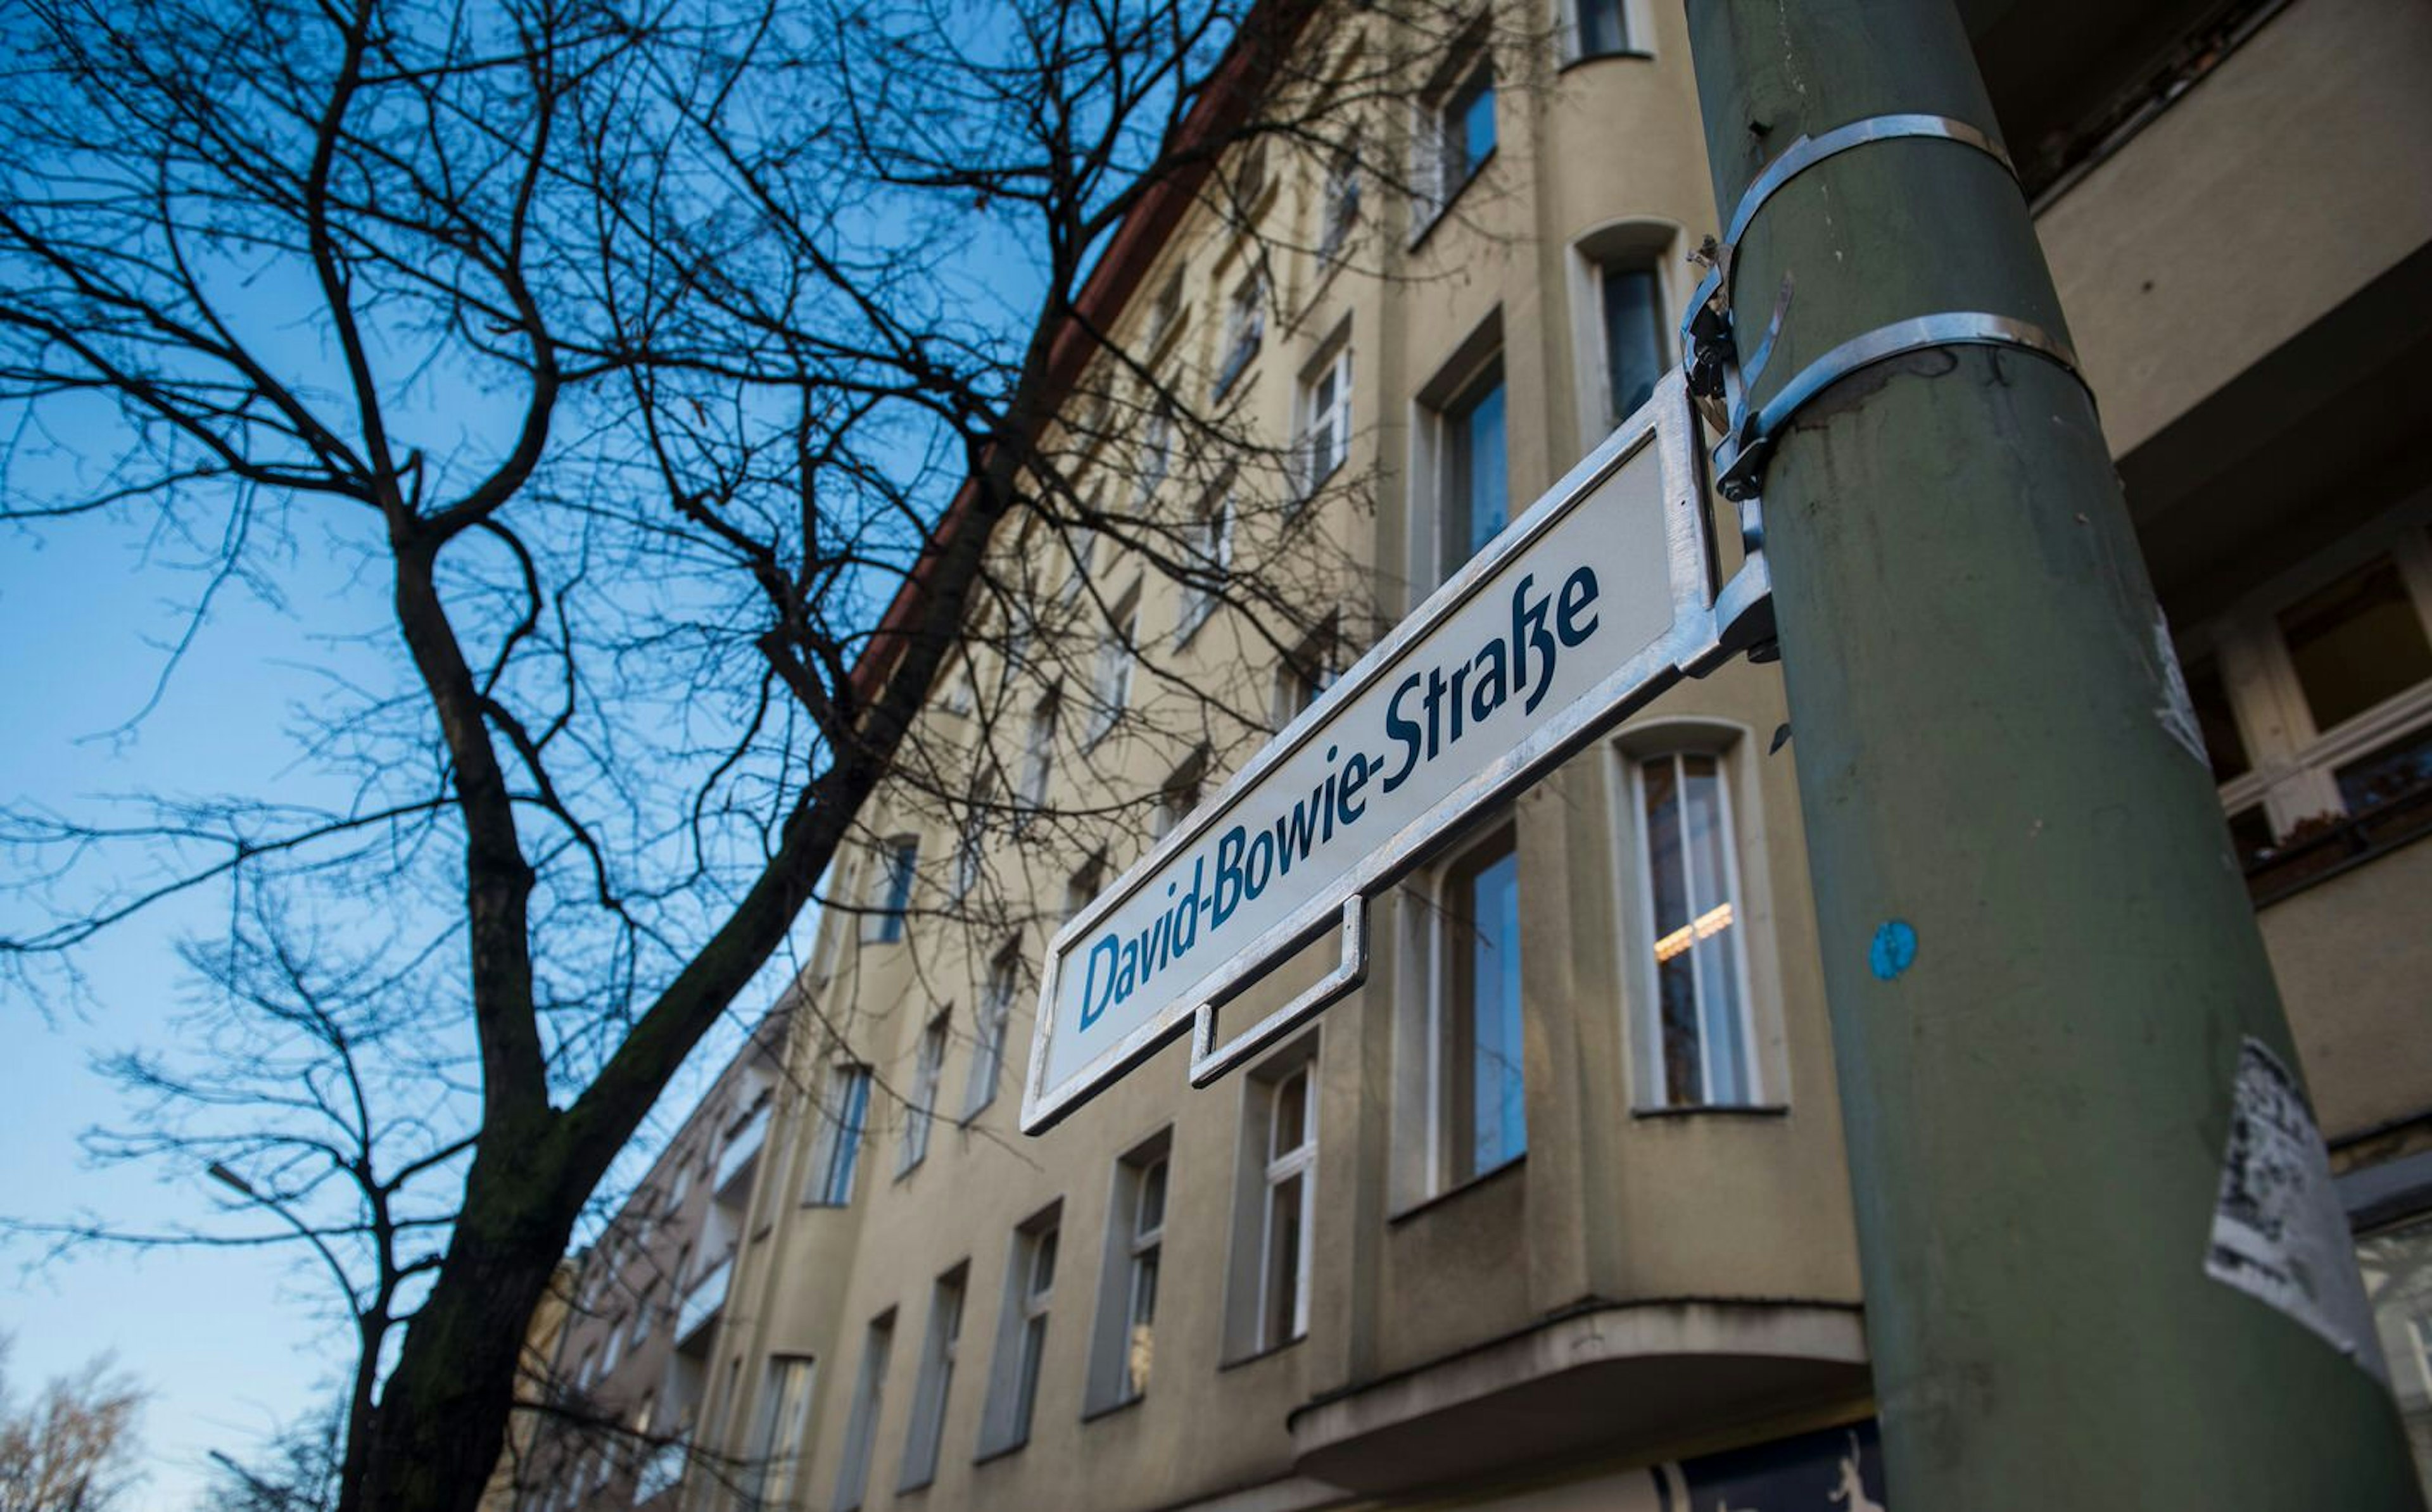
[1074, 565, 1602, 1033]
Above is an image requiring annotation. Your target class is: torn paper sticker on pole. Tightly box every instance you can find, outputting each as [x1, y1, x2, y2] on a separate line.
[2205, 1038, 2388, 1385]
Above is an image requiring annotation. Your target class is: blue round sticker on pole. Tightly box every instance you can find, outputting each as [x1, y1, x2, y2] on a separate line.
[1870, 919, 1918, 981]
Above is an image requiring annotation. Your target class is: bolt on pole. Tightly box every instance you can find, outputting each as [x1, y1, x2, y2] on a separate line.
[1680, 0, 2422, 1505]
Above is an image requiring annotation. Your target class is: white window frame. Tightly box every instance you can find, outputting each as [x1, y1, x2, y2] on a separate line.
[1256, 1062, 1317, 1351]
[1423, 821, 1527, 1192]
[1134, 405, 1174, 505]
[1019, 688, 1058, 813]
[1272, 616, 1342, 728]
[899, 1013, 949, 1176]
[806, 1062, 873, 1206]
[1569, 223, 1682, 451]
[864, 834, 918, 943]
[1295, 343, 1353, 500]
[898, 1266, 965, 1492]
[1086, 583, 1142, 745]
[1624, 748, 1763, 1109]
[964, 947, 1019, 1119]
[1558, 0, 1652, 64]
[1214, 268, 1265, 400]
[1175, 484, 1236, 646]
[746, 1353, 817, 1509]
[1319, 138, 1362, 263]
[2187, 510, 2432, 850]
[1409, 51, 1496, 240]
[832, 1312, 894, 1512]
[951, 776, 993, 902]
[979, 1208, 1060, 1457]
[1086, 1132, 1172, 1414]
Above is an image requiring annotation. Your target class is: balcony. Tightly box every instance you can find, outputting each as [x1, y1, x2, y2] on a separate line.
[1288, 1300, 1868, 1496]
[713, 1099, 770, 1199]
[674, 1257, 731, 1350]
[633, 1439, 687, 1504]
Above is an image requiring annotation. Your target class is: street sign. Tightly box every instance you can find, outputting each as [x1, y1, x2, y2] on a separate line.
[1020, 369, 1766, 1135]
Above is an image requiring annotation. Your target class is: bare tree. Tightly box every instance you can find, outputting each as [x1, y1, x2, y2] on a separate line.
[0, 0, 1540, 1508]
[0, 1335, 145, 1512]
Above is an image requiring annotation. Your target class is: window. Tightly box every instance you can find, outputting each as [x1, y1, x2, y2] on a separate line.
[1256, 1062, 1317, 1351]
[980, 1207, 1060, 1456]
[1144, 268, 1184, 358]
[964, 947, 1020, 1119]
[1598, 262, 1668, 427]
[1214, 272, 1264, 400]
[1150, 751, 1206, 842]
[1295, 343, 1353, 498]
[1413, 54, 1495, 233]
[600, 1316, 623, 1378]
[866, 835, 918, 943]
[1064, 854, 1106, 922]
[1631, 752, 1756, 1107]
[2355, 1206, 2432, 1495]
[833, 1312, 893, 1512]
[1087, 585, 1141, 743]
[746, 1354, 816, 1509]
[1273, 618, 1341, 727]
[898, 1266, 965, 1492]
[1568, 0, 1633, 60]
[2179, 520, 2432, 883]
[1176, 485, 1234, 645]
[1433, 355, 1510, 583]
[1319, 141, 1362, 262]
[1020, 690, 1058, 812]
[1135, 405, 1173, 504]
[629, 1283, 656, 1351]
[1086, 1132, 1171, 1413]
[951, 778, 992, 902]
[805, 1062, 872, 1206]
[899, 1013, 948, 1176]
[667, 1149, 692, 1211]
[1059, 518, 1098, 608]
[1434, 824, 1524, 1186]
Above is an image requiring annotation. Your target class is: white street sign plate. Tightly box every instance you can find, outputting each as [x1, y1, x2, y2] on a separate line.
[1022, 370, 1756, 1134]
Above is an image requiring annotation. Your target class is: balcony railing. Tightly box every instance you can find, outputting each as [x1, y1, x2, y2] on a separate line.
[713, 1100, 771, 1197]
[675, 1257, 731, 1345]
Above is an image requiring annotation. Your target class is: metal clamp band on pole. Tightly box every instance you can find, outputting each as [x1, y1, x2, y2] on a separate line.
[1712, 312, 2087, 501]
[1680, 113, 2020, 432]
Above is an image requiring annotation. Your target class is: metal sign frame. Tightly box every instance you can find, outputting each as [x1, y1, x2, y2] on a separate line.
[1020, 371, 1766, 1135]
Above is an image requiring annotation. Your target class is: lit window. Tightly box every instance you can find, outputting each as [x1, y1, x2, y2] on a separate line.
[1434, 356, 1509, 582]
[832, 1312, 894, 1512]
[964, 947, 1020, 1118]
[1633, 753, 1755, 1107]
[898, 1266, 965, 1491]
[1413, 56, 1495, 232]
[1436, 824, 1524, 1184]
[981, 1210, 1060, 1455]
[1258, 1064, 1317, 1349]
[1119, 1154, 1166, 1401]
[866, 835, 918, 943]
[899, 1014, 948, 1176]
[805, 1063, 872, 1206]
[1087, 1134, 1172, 1412]
[1296, 344, 1353, 499]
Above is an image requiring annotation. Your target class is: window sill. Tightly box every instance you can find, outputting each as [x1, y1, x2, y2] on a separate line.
[1218, 1332, 1307, 1373]
[1628, 1102, 1789, 1121]
[1388, 1151, 1525, 1226]
[1406, 149, 1496, 255]
[1555, 47, 1655, 77]
[1079, 1390, 1145, 1425]
[972, 1434, 1030, 1468]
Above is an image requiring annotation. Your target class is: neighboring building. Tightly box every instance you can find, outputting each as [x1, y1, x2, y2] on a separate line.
[540, 0, 2432, 1508]
[521, 1016, 790, 1510]
[481, 1260, 580, 1512]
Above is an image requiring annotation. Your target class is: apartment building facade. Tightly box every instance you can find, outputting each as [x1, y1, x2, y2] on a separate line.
[534, 0, 2432, 1507]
